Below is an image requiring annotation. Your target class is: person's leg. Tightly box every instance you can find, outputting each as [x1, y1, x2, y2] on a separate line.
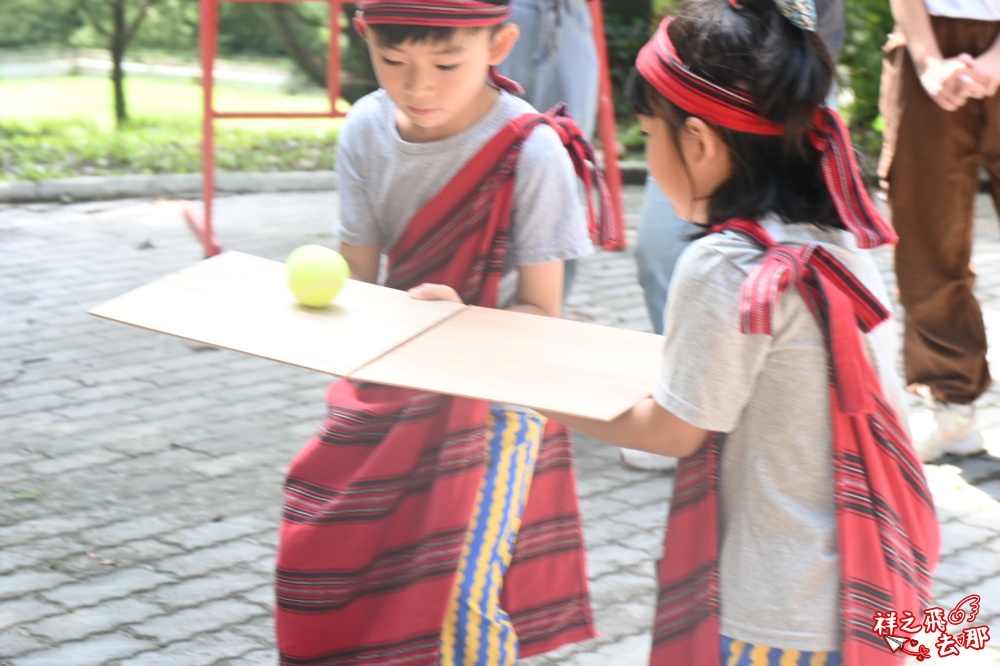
[501, 0, 598, 137]
[501, 0, 598, 299]
[635, 175, 695, 335]
[886, 18, 990, 459]
[440, 408, 544, 666]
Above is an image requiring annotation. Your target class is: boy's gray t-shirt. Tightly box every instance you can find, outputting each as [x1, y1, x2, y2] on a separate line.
[653, 220, 907, 652]
[335, 88, 594, 307]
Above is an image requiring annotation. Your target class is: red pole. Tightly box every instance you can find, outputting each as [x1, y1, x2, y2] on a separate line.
[589, 0, 626, 250]
[328, 0, 343, 111]
[183, 0, 222, 257]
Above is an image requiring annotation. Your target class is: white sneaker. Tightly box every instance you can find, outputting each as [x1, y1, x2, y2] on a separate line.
[909, 397, 985, 463]
[619, 448, 678, 472]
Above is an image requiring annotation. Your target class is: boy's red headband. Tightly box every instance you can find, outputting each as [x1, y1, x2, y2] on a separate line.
[636, 18, 897, 249]
[355, 0, 523, 93]
[356, 0, 511, 27]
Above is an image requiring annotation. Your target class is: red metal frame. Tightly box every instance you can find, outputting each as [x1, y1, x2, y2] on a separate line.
[185, 0, 625, 257]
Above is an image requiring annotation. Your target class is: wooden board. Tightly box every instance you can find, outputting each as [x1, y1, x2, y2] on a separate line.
[351, 305, 663, 421]
[89, 251, 665, 420]
[89, 251, 464, 377]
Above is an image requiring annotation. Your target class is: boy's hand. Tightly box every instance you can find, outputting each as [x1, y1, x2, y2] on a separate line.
[408, 283, 463, 304]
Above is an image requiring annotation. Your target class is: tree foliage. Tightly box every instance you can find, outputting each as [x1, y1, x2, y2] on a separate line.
[0, 0, 83, 49]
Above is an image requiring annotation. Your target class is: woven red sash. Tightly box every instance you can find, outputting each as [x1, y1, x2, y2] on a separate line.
[650, 219, 940, 665]
[275, 107, 611, 665]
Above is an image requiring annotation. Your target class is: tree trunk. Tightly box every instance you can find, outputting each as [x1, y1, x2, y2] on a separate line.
[260, 4, 327, 88]
[111, 0, 128, 127]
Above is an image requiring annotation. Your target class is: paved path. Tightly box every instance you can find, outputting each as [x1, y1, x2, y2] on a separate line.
[1, 187, 999, 665]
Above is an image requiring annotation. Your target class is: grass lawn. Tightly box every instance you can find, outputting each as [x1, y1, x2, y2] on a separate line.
[0, 76, 349, 181]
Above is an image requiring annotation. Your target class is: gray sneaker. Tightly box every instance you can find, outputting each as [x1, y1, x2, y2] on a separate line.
[909, 397, 985, 463]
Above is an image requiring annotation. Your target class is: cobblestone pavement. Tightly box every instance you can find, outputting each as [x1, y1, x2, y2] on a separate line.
[2, 187, 999, 665]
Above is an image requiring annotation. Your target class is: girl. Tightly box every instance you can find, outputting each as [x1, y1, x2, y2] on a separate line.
[550, 0, 941, 663]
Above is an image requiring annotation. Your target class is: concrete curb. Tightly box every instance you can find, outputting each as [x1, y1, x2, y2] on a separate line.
[0, 163, 651, 204]
[0, 171, 338, 204]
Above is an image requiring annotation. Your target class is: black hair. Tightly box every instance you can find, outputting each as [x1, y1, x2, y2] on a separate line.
[367, 0, 509, 47]
[627, 0, 844, 230]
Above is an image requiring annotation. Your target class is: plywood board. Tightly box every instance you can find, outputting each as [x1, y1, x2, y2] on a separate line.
[351, 305, 664, 421]
[89, 251, 464, 377]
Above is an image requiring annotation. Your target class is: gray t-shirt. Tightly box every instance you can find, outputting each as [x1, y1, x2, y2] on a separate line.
[335, 88, 594, 308]
[654, 219, 907, 652]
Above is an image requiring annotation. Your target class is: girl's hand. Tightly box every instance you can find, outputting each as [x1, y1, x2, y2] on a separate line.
[408, 283, 463, 304]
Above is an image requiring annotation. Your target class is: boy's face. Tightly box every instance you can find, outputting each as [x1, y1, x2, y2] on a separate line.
[368, 25, 518, 143]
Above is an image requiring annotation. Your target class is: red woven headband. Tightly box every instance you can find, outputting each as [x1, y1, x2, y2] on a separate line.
[635, 17, 896, 249]
[357, 0, 511, 27]
[355, 0, 523, 93]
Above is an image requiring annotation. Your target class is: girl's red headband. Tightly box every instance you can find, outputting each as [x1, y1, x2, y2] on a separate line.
[354, 0, 523, 93]
[635, 17, 896, 249]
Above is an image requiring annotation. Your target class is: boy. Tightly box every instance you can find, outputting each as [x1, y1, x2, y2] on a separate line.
[274, 2, 616, 664]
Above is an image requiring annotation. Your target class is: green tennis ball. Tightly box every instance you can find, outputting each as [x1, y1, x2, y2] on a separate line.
[286, 244, 350, 307]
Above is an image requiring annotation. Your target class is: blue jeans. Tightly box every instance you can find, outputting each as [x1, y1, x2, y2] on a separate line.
[500, 0, 599, 138]
[501, 0, 599, 299]
[635, 176, 696, 334]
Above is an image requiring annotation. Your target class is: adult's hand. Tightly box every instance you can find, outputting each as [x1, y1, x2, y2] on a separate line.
[919, 55, 988, 111]
[958, 50, 1000, 98]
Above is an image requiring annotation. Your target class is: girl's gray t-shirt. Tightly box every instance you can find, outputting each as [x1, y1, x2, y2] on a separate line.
[654, 219, 908, 652]
[335, 88, 593, 308]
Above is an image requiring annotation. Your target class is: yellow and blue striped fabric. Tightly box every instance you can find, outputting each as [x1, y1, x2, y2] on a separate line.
[721, 636, 842, 666]
[440, 408, 546, 666]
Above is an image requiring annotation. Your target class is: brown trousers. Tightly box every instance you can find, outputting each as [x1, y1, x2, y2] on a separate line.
[878, 16, 1000, 404]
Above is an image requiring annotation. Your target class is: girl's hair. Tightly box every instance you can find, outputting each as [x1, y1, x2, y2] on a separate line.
[627, 0, 843, 230]
[368, 0, 508, 47]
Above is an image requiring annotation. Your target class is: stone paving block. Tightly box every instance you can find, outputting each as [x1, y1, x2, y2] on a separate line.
[144, 570, 265, 610]
[126, 598, 267, 644]
[587, 632, 651, 666]
[586, 543, 651, 581]
[157, 514, 271, 551]
[8, 632, 152, 666]
[51, 395, 149, 421]
[941, 520, 1000, 558]
[579, 495, 637, 524]
[82, 514, 193, 549]
[26, 597, 163, 643]
[116, 628, 268, 666]
[0, 571, 76, 601]
[236, 584, 274, 609]
[0, 394, 75, 420]
[151, 541, 274, 579]
[40, 567, 174, 609]
[217, 647, 280, 666]
[27, 449, 127, 477]
[0, 597, 65, 633]
[188, 449, 287, 479]
[0, 628, 51, 661]
[589, 569, 657, 608]
[0, 377, 80, 402]
[933, 537, 1000, 589]
[614, 500, 671, 532]
[608, 475, 674, 509]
